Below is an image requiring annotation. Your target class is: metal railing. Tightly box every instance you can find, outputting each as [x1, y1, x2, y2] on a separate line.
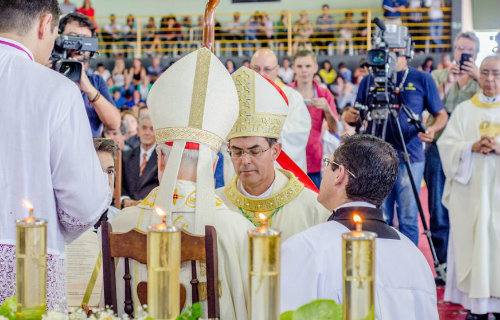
[94, 8, 451, 58]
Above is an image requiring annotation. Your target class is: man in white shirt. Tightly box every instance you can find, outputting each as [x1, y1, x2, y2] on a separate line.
[250, 48, 311, 173]
[0, 0, 110, 308]
[281, 135, 438, 320]
[278, 57, 295, 84]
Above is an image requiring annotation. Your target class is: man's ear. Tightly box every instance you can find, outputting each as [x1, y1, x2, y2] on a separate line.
[156, 146, 165, 172]
[334, 165, 349, 186]
[271, 142, 282, 161]
[38, 14, 54, 40]
[313, 63, 319, 74]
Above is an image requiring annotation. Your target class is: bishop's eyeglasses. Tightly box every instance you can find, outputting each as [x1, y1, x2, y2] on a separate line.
[322, 156, 356, 179]
[229, 146, 270, 158]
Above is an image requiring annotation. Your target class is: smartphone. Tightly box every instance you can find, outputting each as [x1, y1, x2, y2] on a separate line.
[304, 98, 314, 106]
[459, 53, 472, 71]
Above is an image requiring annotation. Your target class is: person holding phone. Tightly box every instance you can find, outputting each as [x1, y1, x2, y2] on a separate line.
[425, 31, 481, 269]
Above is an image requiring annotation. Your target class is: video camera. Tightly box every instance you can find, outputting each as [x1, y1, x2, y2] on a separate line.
[50, 35, 99, 82]
[364, 18, 412, 105]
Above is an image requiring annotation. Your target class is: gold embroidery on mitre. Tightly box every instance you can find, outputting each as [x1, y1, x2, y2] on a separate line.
[154, 127, 223, 151]
[189, 48, 211, 128]
[227, 67, 287, 140]
[224, 169, 304, 212]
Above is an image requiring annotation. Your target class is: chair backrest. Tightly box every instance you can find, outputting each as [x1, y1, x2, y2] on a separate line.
[101, 222, 220, 318]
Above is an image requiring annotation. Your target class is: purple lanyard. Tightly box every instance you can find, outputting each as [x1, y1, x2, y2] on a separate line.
[0, 39, 34, 61]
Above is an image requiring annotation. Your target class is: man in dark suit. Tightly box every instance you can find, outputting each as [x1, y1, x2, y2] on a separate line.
[121, 115, 159, 207]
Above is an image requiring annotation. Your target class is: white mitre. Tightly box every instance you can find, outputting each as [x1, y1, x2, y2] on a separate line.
[147, 47, 239, 234]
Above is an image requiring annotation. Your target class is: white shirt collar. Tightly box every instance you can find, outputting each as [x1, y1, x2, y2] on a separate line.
[335, 201, 376, 211]
[239, 180, 275, 199]
[479, 92, 500, 104]
[140, 144, 156, 163]
[0, 37, 34, 61]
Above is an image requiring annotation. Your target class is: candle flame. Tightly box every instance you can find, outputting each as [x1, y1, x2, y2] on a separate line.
[154, 207, 167, 224]
[22, 200, 33, 210]
[353, 214, 362, 224]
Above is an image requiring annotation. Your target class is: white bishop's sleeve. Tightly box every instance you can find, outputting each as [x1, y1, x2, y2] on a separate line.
[50, 84, 111, 243]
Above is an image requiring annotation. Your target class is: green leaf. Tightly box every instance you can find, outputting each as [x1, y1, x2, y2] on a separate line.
[176, 302, 203, 320]
[0, 296, 17, 320]
[280, 310, 295, 320]
[279, 299, 343, 320]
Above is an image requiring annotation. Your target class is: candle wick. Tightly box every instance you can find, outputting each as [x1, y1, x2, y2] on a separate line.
[356, 223, 362, 232]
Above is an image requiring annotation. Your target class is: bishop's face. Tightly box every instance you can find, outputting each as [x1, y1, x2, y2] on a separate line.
[229, 136, 281, 193]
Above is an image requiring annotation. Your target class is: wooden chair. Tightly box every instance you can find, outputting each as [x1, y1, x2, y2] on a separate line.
[101, 222, 220, 318]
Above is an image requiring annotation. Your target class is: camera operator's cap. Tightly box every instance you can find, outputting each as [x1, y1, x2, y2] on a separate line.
[227, 66, 289, 140]
[146, 47, 239, 234]
[147, 47, 239, 151]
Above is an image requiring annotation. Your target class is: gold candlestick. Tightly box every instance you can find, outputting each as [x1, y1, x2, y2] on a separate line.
[16, 200, 47, 320]
[147, 207, 181, 320]
[248, 213, 281, 320]
[342, 214, 376, 320]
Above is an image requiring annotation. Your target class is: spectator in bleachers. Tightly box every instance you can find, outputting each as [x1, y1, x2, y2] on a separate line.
[138, 106, 150, 118]
[338, 62, 352, 82]
[420, 57, 435, 73]
[313, 73, 328, 89]
[383, 0, 406, 25]
[338, 11, 355, 55]
[276, 11, 289, 52]
[147, 56, 165, 84]
[104, 121, 130, 152]
[226, 13, 243, 56]
[95, 63, 111, 82]
[331, 75, 358, 110]
[407, 0, 423, 52]
[225, 59, 236, 74]
[112, 88, 127, 109]
[293, 11, 313, 54]
[244, 12, 261, 55]
[289, 50, 339, 187]
[123, 14, 137, 57]
[353, 59, 369, 84]
[142, 17, 157, 52]
[355, 11, 369, 53]
[278, 57, 295, 84]
[261, 13, 274, 46]
[127, 58, 148, 90]
[162, 15, 183, 55]
[319, 60, 337, 86]
[315, 4, 335, 53]
[122, 110, 138, 141]
[112, 58, 127, 90]
[126, 89, 146, 112]
[102, 14, 122, 57]
[60, 0, 77, 15]
[77, 0, 97, 29]
[428, 0, 445, 52]
[437, 53, 452, 69]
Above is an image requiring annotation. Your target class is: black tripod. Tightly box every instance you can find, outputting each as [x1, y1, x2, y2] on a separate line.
[364, 99, 446, 283]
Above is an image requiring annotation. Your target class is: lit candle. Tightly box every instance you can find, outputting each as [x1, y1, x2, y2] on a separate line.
[248, 213, 281, 320]
[147, 207, 181, 320]
[342, 214, 376, 320]
[16, 200, 47, 320]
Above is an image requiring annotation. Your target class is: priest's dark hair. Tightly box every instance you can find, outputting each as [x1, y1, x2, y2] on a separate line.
[0, 0, 61, 35]
[332, 134, 399, 207]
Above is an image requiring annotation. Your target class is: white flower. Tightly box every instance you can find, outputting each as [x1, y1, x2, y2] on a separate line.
[0, 316, 10, 320]
[42, 311, 69, 320]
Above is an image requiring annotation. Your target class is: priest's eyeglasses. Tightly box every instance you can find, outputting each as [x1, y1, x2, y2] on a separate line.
[229, 146, 270, 158]
[322, 156, 356, 179]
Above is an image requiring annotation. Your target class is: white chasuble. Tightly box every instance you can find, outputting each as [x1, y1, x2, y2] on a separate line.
[438, 93, 500, 313]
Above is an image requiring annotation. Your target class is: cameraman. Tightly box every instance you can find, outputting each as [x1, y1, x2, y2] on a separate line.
[59, 13, 120, 137]
[354, 47, 448, 246]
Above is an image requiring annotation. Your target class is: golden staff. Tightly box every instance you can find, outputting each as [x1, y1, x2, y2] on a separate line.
[202, 0, 220, 52]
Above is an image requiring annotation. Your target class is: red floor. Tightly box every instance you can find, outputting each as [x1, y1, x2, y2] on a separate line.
[417, 187, 468, 319]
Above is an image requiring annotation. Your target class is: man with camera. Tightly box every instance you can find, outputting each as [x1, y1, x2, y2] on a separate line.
[425, 31, 480, 266]
[354, 31, 448, 246]
[58, 12, 120, 137]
